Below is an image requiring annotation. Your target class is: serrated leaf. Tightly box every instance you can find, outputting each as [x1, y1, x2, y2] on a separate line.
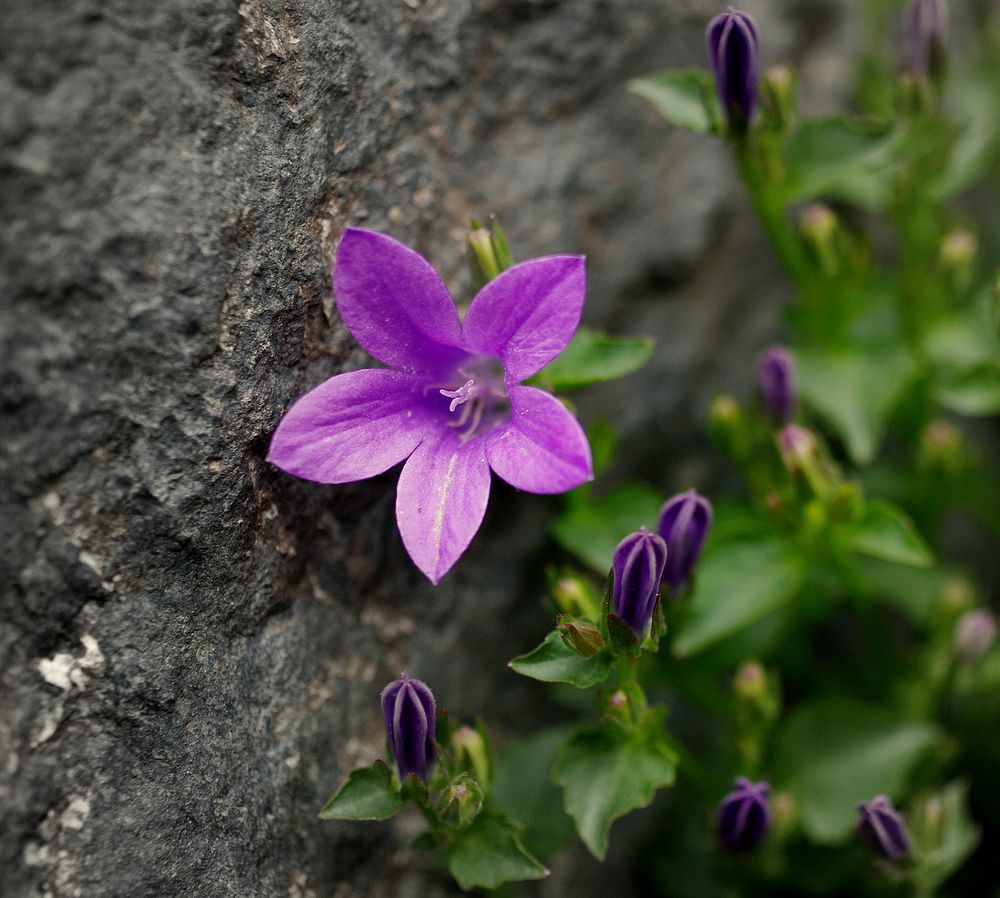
[554, 727, 676, 859]
[795, 345, 916, 465]
[491, 727, 578, 858]
[851, 500, 933, 568]
[319, 765, 403, 821]
[674, 539, 807, 657]
[773, 698, 937, 843]
[628, 68, 718, 135]
[509, 630, 611, 688]
[446, 809, 548, 890]
[784, 116, 898, 209]
[537, 327, 653, 391]
[552, 482, 665, 573]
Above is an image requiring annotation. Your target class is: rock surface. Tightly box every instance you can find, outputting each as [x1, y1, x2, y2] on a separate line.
[1, 1, 849, 895]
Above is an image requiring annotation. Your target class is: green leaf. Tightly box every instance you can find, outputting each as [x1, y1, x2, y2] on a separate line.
[552, 482, 664, 572]
[855, 556, 953, 622]
[851, 500, 933, 568]
[319, 763, 403, 821]
[773, 698, 937, 844]
[509, 630, 611, 688]
[783, 117, 898, 209]
[537, 327, 653, 391]
[491, 727, 578, 858]
[446, 809, 549, 890]
[673, 539, 807, 657]
[795, 345, 916, 465]
[936, 366, 1000, 416]
[628, 68, 718, 135]
[554, 726, 677, 859]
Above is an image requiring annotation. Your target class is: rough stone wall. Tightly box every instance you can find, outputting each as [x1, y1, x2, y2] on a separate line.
[1, 1, 849, 896]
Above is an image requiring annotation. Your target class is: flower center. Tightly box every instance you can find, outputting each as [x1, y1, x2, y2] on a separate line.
[429, 357, 509, 440]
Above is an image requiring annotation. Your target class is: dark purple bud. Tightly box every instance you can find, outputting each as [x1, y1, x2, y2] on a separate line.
[380, 674, 436, 782]
[656, 490, 713, 593]
[757, 346, 795, 421]
[706, 7, 761, 131]
[612, 527, 668, 636]
[857, 795, 910, 861]
[717, 778, 771, 851]
[904, 0, 948, 81]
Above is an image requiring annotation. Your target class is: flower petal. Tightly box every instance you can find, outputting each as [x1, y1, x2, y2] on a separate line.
[395, 431, 491, 584]
[267, 368, 435, 483]
[462, 255, 586, 381]
[334, 228, 466, 377]
[485, 385, 593, 493]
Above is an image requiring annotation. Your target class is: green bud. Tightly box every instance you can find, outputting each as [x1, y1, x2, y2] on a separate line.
[558, 616, 605, 657]
[549, 569, 601, 619]
[800, 204, 840, 276]
[451, 724, 491, 791]
[939, 229, 977, 294]
[917, 419, 963, 474]
[734, 660, 767, 702]
[939, 576, 974, 615]
[709, 393, 748, 458]
[760, 64, 796, 130]
[436, 773, 484, 829]
[466, 217, 514, 290]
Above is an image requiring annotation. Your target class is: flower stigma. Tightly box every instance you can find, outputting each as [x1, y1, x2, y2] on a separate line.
[433, 357, 510, 441]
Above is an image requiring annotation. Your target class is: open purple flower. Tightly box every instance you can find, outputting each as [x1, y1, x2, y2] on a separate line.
[268, 228, 593, 583]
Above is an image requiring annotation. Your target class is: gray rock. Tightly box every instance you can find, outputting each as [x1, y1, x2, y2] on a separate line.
[1, 1, 849, 895]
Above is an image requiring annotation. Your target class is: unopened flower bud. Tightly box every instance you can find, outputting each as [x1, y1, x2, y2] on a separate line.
[856, 795, 910, 861]
[452, 724, 491, 790]
[381, 674, 436, 782]
[612, 527, 668, 636]
[904, 0, 948, 83]
[954, 609, 996, 663]
[466, 218, 513, 287]
[436, 774, 484, 829]
[939, 576, 973, 614]
[657, 490, 713, 594]
[939, 229, 976, 293]
[706, 8, 761, 132]
[734, 660, 767, 702]
[717, 778, 771, 851]
[550, 570, 600, 619]
[709, 393, 747, 458]
[760, 64, 795, 130]
[757, 346, 796, 422]
[777, 424, 816, 472]
[558, 618, 605, 657]
[801, 204, 839, 275]
[918, 420, 962, 474]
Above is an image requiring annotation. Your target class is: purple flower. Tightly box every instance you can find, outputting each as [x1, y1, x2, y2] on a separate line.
[706, 7, 761, 131]
[656, 490, 713, 593]
[757, 346, 795, 422]
[904, 0, 948, 80]
[268, 228, 593, 583]
[612, 527, 668, 636]
[856, 796, 910, 862]
[381, 675, 436, 782]
[717, 777, 771, 851]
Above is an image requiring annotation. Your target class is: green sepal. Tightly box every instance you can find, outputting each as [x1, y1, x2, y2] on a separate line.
[509, 630, 612, 689]
[647, 595, 668, 649]
[606, 612, 641, 657]
[446, 809, 549, 890]
[319, 761, 404, 821]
